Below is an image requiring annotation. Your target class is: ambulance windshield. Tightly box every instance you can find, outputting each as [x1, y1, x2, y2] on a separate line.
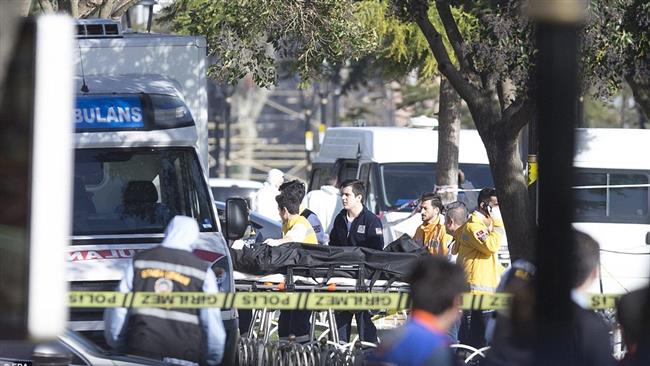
[72, 147, 215, 235]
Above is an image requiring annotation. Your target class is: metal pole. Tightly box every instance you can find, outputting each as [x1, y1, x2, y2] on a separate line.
[531, 1, 586, 365]
[224, 87, 231, 179]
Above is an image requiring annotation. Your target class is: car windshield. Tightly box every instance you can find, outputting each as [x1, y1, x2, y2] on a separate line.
[211, 187, 257, 207]
[379, 163, 494, 211]
[73, 148, 216, 235]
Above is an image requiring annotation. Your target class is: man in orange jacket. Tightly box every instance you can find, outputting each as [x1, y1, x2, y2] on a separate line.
[413, 192, 453, 256]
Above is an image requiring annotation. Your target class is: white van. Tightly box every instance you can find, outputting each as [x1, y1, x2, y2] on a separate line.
[573, 128, 650, 294]
[310, 127, 504, 256]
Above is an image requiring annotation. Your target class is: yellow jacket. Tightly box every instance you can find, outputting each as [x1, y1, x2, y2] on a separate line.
[413, 216, 453, 256]
[452, 211, 505, 294]
[282, 215, 318, 245]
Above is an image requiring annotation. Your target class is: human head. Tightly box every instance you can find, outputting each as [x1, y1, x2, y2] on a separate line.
[419, 192, 443, 225]
[408, 256, 467, 317]
[266, 169, 285, 189]
[275, 192, 301, 221]
[444, 201, 468, 235]
[324, 173, 338, 187]
[339, 179, 365, 211]
[477, 187, 498, 215]
[572, 230, 601, 290]
[279, 180, 306, 202]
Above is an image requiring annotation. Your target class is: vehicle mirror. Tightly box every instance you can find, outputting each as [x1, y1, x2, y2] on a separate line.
[225, 197, 249, 241]
[33, 342, 73, 366]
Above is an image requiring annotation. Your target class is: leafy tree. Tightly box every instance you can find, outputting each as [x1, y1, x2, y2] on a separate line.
[390, 0, 536, 260]
[586, 0, 650, 119]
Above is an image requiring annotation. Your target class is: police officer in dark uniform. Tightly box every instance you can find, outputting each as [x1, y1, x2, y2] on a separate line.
[104, 216, 225, 366]
[329, 179, 384, 343]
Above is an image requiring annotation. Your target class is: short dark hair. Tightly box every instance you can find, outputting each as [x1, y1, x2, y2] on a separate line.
[279, 180, 306, 202]
[420, 192, 443, 212]
[478, 187, 497, 208]
[339, 179, 365, 201]
[572, 230, 600, 288]
[445, 201, 468, 224]
[408, 256, 467, 315]
[275, 192, 301, 215]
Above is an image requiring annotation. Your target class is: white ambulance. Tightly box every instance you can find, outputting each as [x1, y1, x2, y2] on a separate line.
[69, 20, 242, 363]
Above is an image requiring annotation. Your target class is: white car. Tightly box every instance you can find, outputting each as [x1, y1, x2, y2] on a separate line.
[209, 178, 262, 209]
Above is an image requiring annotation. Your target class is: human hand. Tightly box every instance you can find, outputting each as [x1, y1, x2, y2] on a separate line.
[264, 238, 282, 246]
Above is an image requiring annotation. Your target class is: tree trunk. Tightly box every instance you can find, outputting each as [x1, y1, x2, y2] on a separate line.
[627, 76, 650, 120]
[483, 130, 534, 261]
[436, 77, 461, 204]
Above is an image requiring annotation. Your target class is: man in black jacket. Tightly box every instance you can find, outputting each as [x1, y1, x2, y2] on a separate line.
[329, 179, 384, 343]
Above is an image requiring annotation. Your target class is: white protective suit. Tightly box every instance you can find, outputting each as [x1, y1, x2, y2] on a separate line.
[301, 185, 342, 239]
[254, 169, 284, 222]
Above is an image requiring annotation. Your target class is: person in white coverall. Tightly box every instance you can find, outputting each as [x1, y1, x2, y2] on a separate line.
[253, 169, 284, 222]
[301, 174, 341, 243]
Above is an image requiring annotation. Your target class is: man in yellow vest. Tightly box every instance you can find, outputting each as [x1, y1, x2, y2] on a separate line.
[413, 192, 453, 256]
[263, 191, 317, 342]
[451, 187, 504, 349]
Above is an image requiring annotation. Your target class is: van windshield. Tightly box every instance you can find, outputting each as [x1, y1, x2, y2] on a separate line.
[379, 163, 493, 211]
[72, 148, 216, 235]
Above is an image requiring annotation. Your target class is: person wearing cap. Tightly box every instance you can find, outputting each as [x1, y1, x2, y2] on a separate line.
[253, 169, 284, 222]
[104, 216, 225, 365]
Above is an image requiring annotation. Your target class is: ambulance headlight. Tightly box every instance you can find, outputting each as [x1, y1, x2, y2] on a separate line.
[150, 94, 194, 129]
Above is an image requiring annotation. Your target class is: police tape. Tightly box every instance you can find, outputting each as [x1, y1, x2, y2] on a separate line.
[67, 292, 621, 311]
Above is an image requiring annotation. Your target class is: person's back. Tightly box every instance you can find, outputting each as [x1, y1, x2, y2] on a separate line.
[126, 245, 208, 362]
[104, 216, 225, 365]
[367, 256, 465, 366]
[302, 176, 341, 237]
[568, 231, 616, 366]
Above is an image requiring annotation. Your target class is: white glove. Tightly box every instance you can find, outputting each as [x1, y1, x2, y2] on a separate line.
[264, 238, 282, 247]
[231, 239, 245, 250]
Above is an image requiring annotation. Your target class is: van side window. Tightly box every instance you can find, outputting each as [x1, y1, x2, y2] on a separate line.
[574, 171, 649, 224]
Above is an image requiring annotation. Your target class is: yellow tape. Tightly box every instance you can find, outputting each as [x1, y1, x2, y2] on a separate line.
[67, 292, 621, 310]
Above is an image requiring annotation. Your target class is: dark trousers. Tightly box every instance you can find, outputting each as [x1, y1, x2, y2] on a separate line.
[239, 309, 253, 336]
[459, 310, 492, 348]
[278, 310, 311, 342]
[335, 311, 378, 343]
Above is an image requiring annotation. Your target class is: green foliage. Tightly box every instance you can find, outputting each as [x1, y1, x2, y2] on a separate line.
[160, 0, 377, 87]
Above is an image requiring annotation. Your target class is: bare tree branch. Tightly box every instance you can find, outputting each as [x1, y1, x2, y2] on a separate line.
[435, 0, 472, 72]
[38, 0, 55, 12]
[412, 8, 479, 107]
[98, 0, 116, 18]
[111, 0, 142, 19]
[78, 0, 103, 18]
[70, 0, 80, 18]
